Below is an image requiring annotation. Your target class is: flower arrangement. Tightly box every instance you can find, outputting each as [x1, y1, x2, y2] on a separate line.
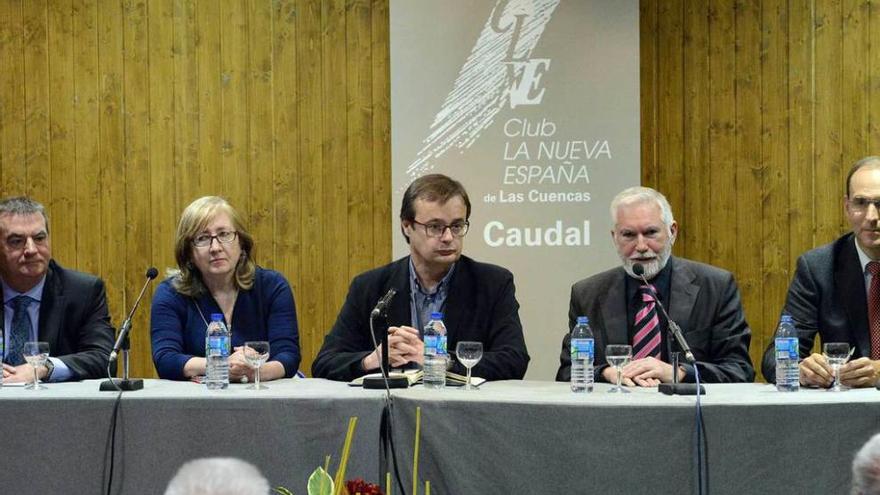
[273, 407, 431, 495]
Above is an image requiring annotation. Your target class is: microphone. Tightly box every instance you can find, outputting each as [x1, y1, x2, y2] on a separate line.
[632, 263, 696, 364]
[370, 288, 397, 318]
[108, 267, 159, 363]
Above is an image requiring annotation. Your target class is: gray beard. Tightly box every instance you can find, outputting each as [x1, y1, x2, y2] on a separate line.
[621, 243, 673, 280]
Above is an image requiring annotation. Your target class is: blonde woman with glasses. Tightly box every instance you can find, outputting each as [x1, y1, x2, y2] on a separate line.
[150, 196, 300, 383]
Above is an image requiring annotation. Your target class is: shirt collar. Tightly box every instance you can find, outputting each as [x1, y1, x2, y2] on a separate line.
[408, 258, 456, 296]
[2, 274, 47, 305]
[855, 236, 876, 275]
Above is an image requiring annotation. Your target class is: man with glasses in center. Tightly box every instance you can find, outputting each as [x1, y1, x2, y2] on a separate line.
[762, 156, 880, 388]
[312, 174, 530, 381]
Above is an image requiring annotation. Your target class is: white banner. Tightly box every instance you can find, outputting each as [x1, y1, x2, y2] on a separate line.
[391, 0, 640, 380]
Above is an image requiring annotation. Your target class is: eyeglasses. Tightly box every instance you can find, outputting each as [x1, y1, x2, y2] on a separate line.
[849, 197, 880, 213]
[411, 220, 469, 238]
[5, 232, 48, 250]
[192, 231, 238, 248]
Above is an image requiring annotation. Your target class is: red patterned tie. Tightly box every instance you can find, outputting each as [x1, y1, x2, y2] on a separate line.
[868, 262, 880, 359]
[633, 285, 661, 360]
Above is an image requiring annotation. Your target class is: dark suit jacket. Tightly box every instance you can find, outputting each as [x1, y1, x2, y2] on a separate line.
[556, 256, 754, 383]
[761, 233, 868, 382]
[1, 260, 114, 380]
[311, 255, 530, 381]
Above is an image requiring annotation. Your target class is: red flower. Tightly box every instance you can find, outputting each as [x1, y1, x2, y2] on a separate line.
[345, 478, 384, 495]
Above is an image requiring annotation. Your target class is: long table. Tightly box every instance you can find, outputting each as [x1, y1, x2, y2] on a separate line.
[3, 379, 879, 494]
[389, 381, 880, 495]
[0, 379, 387, 494]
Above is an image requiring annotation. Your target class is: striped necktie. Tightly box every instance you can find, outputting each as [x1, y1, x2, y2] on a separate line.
[633, 285, 661, 360]
[867, 262, 880, 359]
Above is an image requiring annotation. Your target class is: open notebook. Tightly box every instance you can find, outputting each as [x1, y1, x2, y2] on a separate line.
[349, 368, 486, 388]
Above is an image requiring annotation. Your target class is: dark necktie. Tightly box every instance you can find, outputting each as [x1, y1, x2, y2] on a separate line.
[867, 262, 880, 359]
[7, 295, 34, 366]
[633, 285, 661, 360]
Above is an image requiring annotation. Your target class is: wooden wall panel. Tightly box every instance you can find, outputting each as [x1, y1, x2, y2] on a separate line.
[0, 0, 391, 378]
[642, 0, 880, 378]
[2, 0, 876, 381]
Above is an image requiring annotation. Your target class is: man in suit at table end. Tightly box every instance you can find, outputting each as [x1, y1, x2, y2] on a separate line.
[312, 174, 530, 382]
[762, 156, 880, 388]
[556, 186, 754, 386]
[0, 196, 115, 383]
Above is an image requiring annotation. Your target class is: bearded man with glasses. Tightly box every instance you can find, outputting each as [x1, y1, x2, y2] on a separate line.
[762, 156, 880, 388]
[313, 174, 530, 382]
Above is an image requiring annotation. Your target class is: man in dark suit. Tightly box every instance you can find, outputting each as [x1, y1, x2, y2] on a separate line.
[0, 197, 114, 382]
[557, 187, 754, 386]
[761, 156, 880, 388]
[312, 174, 529, 382]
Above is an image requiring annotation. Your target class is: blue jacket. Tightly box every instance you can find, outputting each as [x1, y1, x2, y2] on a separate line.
[150, 267, 301, 379]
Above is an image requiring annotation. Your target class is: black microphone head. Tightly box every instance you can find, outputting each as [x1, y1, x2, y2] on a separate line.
[632, 263, 644, 276]
[145, 267, 159, 279]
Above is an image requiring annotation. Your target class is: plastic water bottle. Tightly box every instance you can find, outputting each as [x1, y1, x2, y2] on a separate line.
[774, 314, 799, 392]
[570, 316, 594, 393]
[423, 312, 448, 389]
[205, 313, 230, 390]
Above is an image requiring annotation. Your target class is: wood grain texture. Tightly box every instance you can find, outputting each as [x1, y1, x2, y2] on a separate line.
[0, 1, 875, 381]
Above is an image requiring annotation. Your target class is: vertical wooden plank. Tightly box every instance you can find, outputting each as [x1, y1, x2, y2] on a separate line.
[47, 0, 77, 266]
[815, 0, 843, 243]
[870, 0, 880, 151]
[196, 1, 222, 196]
[323, 0, 349, 362]
[708, 0, 737, 270]
[640, 0, 659, 190]
[174, 0, 200, 203]
[0, 0, 27, 196]
[346, 0, 373, 279]
[272, 0, 302, 300]
[371, 0, 391, 267]
[682, 0, 710, 263]
[841, 0, 869, 166]
[149, 0, 177, 301]
[656, 0, 684, 255]
[298, 0, 325, 371]
[98, 0, 126, 349]
[734, 0, 764, 369]
[72, 0, 100, 275]
[123, 0, 154, 377]
[789, 0, 816, 264]
[248, 0, 275, 268]
[220, 0, 250, 210]
[23, 0, 50, 200]
[761, 0, 790, 373]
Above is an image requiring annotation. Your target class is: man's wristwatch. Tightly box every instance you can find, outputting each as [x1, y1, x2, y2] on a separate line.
[42, 359, 55, 381]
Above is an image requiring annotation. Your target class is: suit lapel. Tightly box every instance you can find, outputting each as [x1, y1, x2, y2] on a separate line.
[600, 269, 628, 345]
[668, 258, 698, 334]
[384, 257, 413, 329]
[38, 261, 64, 348]
[441, 259, 472, 344]
[835, 239, 871, 357]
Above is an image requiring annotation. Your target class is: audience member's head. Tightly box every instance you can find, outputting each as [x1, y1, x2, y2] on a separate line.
[164, 457, 270, 495]
[853, 433, 880, 494]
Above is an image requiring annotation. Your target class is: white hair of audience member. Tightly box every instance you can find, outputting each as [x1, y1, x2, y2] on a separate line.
[853, 433, 880, 495]
[164, 457, 270, 495]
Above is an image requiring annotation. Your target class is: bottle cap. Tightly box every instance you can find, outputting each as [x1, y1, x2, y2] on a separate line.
[210, 313, 223, 321]
[576, 316, 589, 324]
[430, 312, 443, 320]
[780, 314, 793, 323]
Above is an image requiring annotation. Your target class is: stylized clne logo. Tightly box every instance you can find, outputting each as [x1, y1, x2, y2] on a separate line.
[405, 0, 560, 180]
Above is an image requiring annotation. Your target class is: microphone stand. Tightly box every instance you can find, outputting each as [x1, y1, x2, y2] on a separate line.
[100, 323, 144, 391]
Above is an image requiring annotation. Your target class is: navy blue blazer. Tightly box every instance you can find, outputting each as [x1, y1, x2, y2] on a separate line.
[311, 255, 530, 381]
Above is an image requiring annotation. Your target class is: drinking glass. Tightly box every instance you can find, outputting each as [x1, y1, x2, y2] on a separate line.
[605, 345, 632, 393]
[243, 341, 270, 390]
[823, 342, 850, 392]
[23, 341, 50, 390]
[455, 341, 483, 390]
